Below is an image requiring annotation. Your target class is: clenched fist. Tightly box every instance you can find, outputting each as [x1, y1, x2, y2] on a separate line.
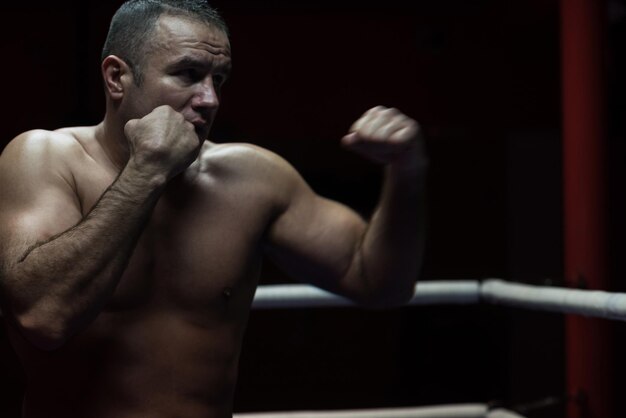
[341, 106, 426, 172]
[125, 105, 202, 181]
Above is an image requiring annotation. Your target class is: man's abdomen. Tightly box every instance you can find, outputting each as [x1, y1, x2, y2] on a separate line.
[19, 309, 248, 418]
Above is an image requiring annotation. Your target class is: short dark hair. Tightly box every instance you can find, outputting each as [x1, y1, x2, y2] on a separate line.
[101, 0, 228, 84]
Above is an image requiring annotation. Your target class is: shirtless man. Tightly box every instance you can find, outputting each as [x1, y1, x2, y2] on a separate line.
[0, 1, 425, 417]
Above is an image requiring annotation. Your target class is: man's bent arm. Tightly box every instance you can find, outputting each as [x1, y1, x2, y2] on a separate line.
[265, 107, 426, 308]
[1, 155, 165, 351]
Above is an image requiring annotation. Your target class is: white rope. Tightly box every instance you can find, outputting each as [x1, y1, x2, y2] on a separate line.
[234, 404, 489, 418]
[234, 405, 527, 418]
[487, 409, 527, 418]
[481, 279, 626, 320]
[251, 279, 626, 322]
[251, 281, 480, 309]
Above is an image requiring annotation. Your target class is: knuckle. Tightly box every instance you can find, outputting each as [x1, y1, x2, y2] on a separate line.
[124, 119, 137, 133]
[407, 119, 420, 132]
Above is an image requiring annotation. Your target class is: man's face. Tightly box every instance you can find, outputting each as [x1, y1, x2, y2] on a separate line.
[125, 14, 232, 141]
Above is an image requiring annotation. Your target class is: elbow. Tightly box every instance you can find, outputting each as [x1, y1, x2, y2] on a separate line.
[344, 250, 420, 309]
[0, 274, 70, 350]
[14, 309, 70, 351]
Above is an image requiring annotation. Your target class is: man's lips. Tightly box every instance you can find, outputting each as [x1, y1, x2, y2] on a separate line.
[189, 118, 208, 128]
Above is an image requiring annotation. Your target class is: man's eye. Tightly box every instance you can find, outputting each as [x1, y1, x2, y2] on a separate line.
[176, 69, 201, 81]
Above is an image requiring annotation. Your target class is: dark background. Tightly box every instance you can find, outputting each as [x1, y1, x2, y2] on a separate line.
[0, 0, 624, 417]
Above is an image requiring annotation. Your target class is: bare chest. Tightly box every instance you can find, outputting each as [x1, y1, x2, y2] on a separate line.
[76, 165, 271, 315]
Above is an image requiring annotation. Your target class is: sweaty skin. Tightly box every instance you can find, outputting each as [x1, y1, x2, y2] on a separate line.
[0, 13, 424, 418]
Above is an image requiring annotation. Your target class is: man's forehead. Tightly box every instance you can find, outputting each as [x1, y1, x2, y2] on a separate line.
[137, 14, 231, 75]
[151, 14, 231, 55]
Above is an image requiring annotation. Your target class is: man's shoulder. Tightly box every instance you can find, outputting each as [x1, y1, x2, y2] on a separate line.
[196, 141, 305, 206]
[0, 128, 89, 186]
[2, 128, 85, 162]
[199, 141, 297, 178]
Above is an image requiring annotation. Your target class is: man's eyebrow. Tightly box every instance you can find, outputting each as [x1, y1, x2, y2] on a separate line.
[168, 56, 231, 74]
[169, 56, 209, 69]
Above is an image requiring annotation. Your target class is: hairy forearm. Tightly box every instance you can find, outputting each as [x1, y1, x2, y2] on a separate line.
[4, 161, 165, 349]
[352, 164, 426, 307]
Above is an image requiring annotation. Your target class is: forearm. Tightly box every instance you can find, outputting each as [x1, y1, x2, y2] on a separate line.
[3, 160, 165, 349]
[352, 163, 426, 307]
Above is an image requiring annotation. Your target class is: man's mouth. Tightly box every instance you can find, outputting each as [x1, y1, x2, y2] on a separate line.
[188, 117, 209, 137]
[190, 118, 207, 127]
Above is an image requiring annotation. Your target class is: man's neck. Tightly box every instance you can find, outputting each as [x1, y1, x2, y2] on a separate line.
[96, 115, 131, 171]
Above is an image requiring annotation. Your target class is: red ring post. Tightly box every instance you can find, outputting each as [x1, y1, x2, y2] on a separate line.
[560, 0, 612, 417]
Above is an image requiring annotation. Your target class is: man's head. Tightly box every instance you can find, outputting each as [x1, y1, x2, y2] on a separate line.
[102, 0, 228, 85]
[101, 0, 232, 141]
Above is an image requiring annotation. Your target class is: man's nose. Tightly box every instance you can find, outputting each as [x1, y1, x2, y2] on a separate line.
[193, 79, 219, 109]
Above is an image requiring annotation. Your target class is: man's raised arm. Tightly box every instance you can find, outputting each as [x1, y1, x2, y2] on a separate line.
[265, 106, 426, 308]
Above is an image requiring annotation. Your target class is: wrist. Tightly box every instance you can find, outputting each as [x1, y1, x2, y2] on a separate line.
[124, 157, 169, 191]
[387, 145, 428, 178]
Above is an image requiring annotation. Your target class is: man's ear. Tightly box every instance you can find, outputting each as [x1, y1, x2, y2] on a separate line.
[102, 55, 132, 99]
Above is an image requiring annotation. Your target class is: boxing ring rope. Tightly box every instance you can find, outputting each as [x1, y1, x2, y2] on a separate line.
[481, 279, 626, 320]
[234, 404, 526, 418]
[252, 279, 626, 321]
[252, 280, 480, 309]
